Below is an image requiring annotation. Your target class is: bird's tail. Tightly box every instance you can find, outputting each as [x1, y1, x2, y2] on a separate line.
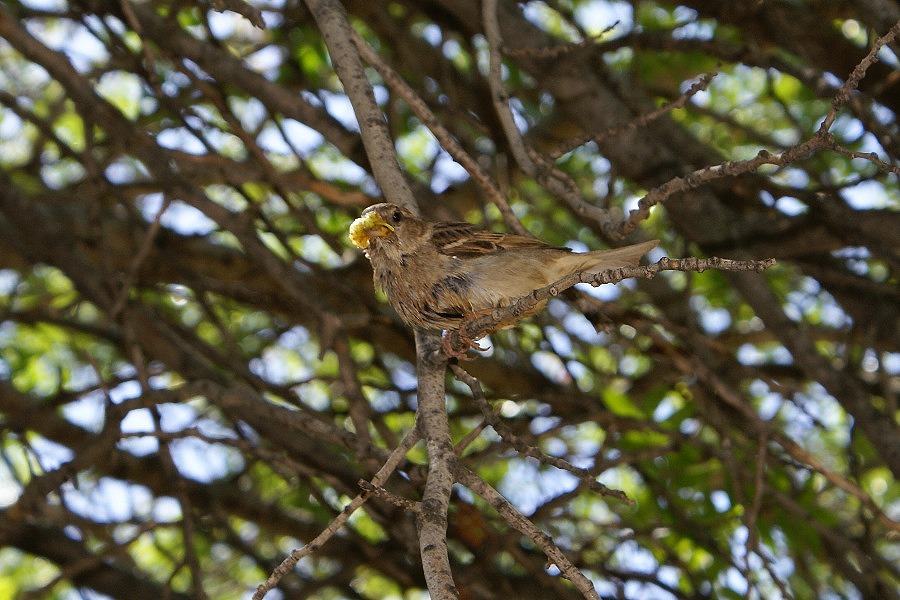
[563, 240, 659, 275]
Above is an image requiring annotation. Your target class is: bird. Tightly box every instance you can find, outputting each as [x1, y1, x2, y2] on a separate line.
[349, 203, 658, 351]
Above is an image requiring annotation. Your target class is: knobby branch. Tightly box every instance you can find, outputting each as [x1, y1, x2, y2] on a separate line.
[449, 255, 777, 355]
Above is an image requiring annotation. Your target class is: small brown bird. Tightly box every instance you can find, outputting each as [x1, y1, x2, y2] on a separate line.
[349, 203, 657, 342]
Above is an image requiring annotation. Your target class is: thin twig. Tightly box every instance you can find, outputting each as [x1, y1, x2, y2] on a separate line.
[351, 29, 527, 234]
[451, 364, 632, 503]
[109, 196, 171, 320]
[448, 256, 777, 355]
[819, 20, 900, 133]
[482, 0, 620, 235]
[549, 71, 719, 161]
[618, 21, 900, 237]
[653, 327, 900, 534]
[358, 479, 420, 512]
[502, 22, 618, 59]
[253, 425, 421, 599]
[482, 0, 537, 177]
[456, 466, 602, 600]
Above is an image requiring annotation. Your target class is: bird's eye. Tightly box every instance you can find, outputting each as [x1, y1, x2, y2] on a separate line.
[392, 210, 403, 223]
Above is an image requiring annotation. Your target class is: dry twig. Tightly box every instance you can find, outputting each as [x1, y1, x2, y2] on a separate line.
[449, 256, 777, 355]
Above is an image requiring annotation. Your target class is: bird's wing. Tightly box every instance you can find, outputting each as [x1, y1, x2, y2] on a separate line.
[431, 222, 564, 258]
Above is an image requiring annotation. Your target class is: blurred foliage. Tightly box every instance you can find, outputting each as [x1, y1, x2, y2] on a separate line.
[0, 0, 898, 599]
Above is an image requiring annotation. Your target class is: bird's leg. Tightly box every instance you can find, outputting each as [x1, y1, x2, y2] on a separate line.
[442, 309, 493, 359]
[441, 331, 472, 360]
[441, 329, 487, 360]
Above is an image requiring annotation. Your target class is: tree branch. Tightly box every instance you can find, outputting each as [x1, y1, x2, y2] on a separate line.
[351, 28, 524, 233]
[619, 19, 900, 237]
[305, 3, 459, 598]
[413, 330, 458, 599]
[449, 255, 777, 355]
[304, 0, 417, 214]
[455, 467, 601, 600]
[253, 422, 422, 599]
[451, 364, 632, 504]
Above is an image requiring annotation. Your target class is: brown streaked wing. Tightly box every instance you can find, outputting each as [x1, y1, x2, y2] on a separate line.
[431, 222, 561, 258]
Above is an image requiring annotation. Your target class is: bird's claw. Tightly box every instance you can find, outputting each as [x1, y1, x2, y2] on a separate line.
[441, 328, 487, 360]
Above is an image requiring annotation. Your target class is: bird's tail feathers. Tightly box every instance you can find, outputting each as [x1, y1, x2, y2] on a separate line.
[565, 240, 659, 275]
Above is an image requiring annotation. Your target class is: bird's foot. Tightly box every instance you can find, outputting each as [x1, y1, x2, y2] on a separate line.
[441, 330, 485, 360]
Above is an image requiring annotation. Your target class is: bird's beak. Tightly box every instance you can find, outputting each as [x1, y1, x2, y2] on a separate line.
[348, 211, 395, 249]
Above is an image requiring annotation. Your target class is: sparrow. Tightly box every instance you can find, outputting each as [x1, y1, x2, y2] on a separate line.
[349, 203, 658, 345]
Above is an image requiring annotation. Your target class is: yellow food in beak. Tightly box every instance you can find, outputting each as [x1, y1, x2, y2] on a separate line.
[348, 211, 395, 249]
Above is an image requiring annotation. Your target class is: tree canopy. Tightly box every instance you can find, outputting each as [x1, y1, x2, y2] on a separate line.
[0, 1, 897, 599]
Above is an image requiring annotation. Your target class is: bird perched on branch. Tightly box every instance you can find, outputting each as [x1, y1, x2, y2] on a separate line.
[349, 203, 657, 353]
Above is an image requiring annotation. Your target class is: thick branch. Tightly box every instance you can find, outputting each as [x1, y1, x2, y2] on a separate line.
[305, 2, 462, 597]
[351, 29, 525, 233]
[413, 331, 458, 599]
[304, 0, 417, 213]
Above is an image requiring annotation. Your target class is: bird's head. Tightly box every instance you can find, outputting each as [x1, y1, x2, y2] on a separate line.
[349, 203, 428, 257]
